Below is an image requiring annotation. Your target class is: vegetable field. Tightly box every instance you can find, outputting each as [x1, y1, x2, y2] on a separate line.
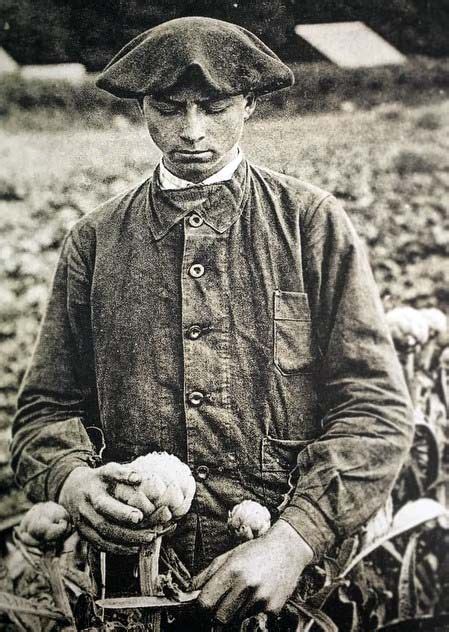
[1, 97, 449, 508]
[1, 95, 449, 629]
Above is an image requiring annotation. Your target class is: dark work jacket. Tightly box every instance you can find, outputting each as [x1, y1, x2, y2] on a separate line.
[11, 159, 414, 567]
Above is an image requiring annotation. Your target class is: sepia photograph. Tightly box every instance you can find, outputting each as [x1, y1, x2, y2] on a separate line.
[1, 1, 449, 630]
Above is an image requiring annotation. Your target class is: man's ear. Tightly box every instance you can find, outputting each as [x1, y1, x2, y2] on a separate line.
[243, 92, 257, 120]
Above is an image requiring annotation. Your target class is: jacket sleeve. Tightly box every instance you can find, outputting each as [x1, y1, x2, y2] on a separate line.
[280, 194, 414, 561]
[11, 228, 98, 503]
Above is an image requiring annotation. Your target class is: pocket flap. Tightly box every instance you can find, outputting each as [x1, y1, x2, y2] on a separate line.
[261, 436, 310, 472]
[274, 290, 310, 320]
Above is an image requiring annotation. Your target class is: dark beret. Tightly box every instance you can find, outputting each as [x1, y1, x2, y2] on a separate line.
[96, 16, 294, 99]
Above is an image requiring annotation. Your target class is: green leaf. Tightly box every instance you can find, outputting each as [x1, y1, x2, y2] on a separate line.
[286, 600, 338, 632]
[0, 591, 65, 620]
[340, 499, 447, 577]
[336, 585, 360, 632]
[336, 536, 359, 570]
[397, 533, 419, 620]
[304, 579, 346, 610]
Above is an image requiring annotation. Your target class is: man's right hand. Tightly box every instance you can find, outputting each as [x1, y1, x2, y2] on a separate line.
[58, 462, 157, 554]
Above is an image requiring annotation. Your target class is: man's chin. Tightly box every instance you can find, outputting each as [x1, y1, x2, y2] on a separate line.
[166, 154, 221, 182]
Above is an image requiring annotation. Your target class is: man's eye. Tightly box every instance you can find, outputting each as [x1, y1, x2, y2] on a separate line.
[204, 101, 230, 114]
[151, 102, 179, 115]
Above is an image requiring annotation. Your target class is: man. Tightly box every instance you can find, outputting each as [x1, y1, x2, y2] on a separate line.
[11, 16, 413, 628]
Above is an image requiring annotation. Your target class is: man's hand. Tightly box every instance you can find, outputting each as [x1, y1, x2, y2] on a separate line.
[58, 462, 158, 554]
[193, 519, 314, 625]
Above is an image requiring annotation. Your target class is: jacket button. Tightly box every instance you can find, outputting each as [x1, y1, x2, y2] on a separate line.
[196, 465, 209, 480]
[188, 213, 204, 228]
[188, 391, 204, 406]
[189, 264, 205, 278]
[187, 325, 202, 340]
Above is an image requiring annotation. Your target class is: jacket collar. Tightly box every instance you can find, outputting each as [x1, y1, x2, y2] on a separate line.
[158, 147, 242, 190]
[147, 158, 250, 240]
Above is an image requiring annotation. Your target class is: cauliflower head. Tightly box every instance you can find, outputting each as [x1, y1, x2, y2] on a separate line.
[114, 452, 196, 529]
[228, 500, 271, 542]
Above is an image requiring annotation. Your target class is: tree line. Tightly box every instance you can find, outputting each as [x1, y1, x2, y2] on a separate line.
[1, 0, 448, 69]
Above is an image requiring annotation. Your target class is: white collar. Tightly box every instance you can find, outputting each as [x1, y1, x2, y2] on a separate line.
[158, 147, 243, 190]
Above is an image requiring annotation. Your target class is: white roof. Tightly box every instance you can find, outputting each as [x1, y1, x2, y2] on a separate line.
[21, 63, 87, 83]
[294, 22, 406, 68]
[0, 48, 19, 74]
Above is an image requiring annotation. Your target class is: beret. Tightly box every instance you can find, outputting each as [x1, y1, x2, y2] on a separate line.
[96, 16, 294, 99]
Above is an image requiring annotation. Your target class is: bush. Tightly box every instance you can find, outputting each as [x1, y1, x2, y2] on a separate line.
[415, 111, 443, 130]
[0, 73, 141, 128]
[2, 56, 449, 128]
[392, 149, 444, 175]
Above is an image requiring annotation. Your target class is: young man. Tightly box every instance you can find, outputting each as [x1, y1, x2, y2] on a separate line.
[11, 16, 413, 627]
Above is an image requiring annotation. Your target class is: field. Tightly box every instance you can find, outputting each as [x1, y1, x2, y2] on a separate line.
[1, 96, 449, 509]
[1, 84, 449, 630]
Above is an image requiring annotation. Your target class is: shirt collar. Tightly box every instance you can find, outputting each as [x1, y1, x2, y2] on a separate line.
[158, 147, 243, 190]
[147, 157, 250, 240]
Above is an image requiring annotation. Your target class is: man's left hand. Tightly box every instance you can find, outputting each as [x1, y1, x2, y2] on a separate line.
[192, 519, 314, 625]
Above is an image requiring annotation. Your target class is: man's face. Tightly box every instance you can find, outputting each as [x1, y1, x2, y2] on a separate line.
[142, 87, 256, 182]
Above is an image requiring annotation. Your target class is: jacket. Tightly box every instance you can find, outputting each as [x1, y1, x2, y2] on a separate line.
[11, 158, 414, 567]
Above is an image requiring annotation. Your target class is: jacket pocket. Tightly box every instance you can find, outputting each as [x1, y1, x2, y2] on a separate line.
[273, 290, 318, 375]
[260, 436, 311, 514]
[261, 435, 310, 472]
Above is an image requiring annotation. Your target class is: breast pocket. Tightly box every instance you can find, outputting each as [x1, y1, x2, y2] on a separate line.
[273, 290, 318, 375]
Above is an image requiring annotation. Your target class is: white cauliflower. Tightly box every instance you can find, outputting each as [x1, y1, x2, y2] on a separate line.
[17, 502, 72, 547]
[228, 500, 271, 542]
[420, 308, 447, 337]
[114, 452, 196, 528]
[386, 306, 430, 346]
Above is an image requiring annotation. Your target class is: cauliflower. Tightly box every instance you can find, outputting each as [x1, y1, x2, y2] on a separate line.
[228, 500, 271, 542]
[17, 502, 72, 548]
[114, 452, 196, 528]
[420, 308, 447, 337]
[386, 306, 430, 346]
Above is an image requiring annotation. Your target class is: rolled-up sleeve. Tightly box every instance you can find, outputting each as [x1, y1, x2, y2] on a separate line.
[281, 195, 414, 560]
[11, 229, 98, 503]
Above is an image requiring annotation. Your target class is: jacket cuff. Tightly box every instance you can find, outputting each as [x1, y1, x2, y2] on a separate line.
[280, 497, 336, 563]
[45, 452, 96, 503]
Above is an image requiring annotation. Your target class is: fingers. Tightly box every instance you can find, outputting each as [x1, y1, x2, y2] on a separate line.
[145, 506, 172, 527]
[78, 523, 140, 556]
[99, 462, 141, 485]
[214, 584, 251, 625]
[90, 491, 144, 525]
[80, 502, 157, 546]
[196, 562, 236, 614]
[192, 549, 234, 590]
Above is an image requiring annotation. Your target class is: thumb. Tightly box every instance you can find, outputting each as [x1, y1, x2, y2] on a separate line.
[100, 462, 141, 485]
[192, 549, 234, 589]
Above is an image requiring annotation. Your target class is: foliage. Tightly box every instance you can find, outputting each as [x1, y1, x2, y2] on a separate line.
[2, 57, 449, 129]
[2, 0, 449, 68]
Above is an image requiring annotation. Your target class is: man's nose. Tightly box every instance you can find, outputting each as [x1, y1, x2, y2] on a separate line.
[180, 106, 206, 144]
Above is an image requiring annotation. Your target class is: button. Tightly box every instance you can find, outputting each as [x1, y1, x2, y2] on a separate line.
[188, 391, 204, 406]
[188, 213, 204, 228]
[196, 465, 209, 480]
[187, 325, 202, 340]
[189, 264, 205, 278]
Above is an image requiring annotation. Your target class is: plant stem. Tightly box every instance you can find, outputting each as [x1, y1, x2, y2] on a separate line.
[139, 536, 162, 632]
